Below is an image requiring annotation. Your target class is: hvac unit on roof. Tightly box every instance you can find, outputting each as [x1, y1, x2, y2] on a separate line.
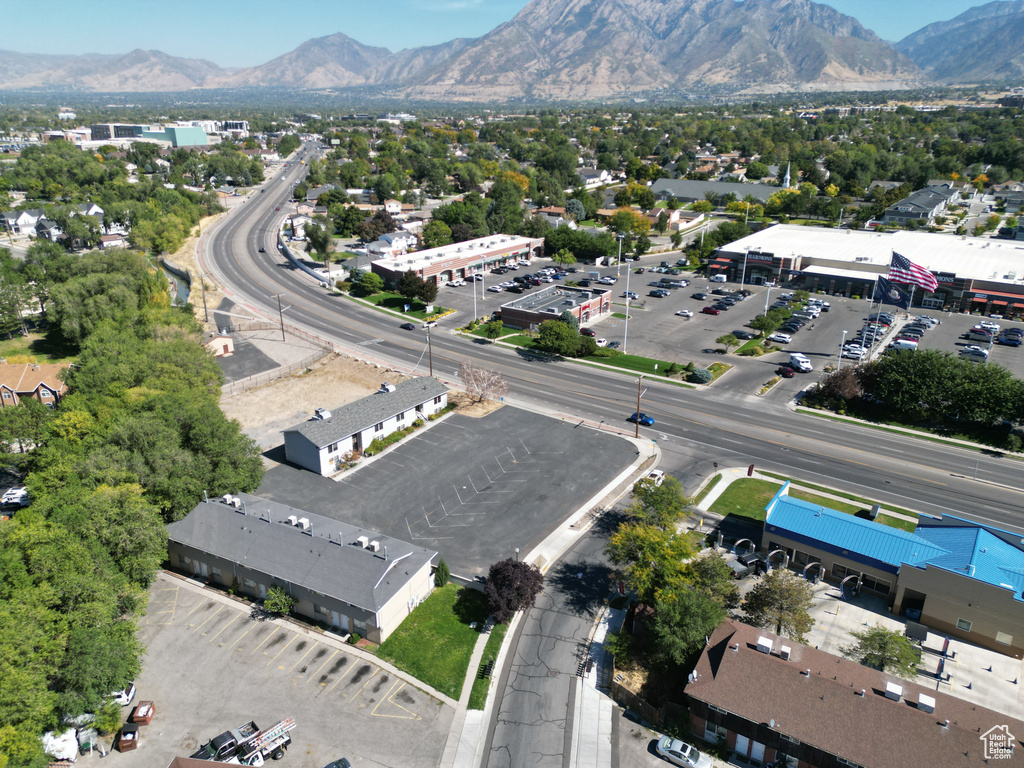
[756, 637, 773, 654]
[779, 645, 791, 661]
[313, 407, 332, 420]
[885, 682, 903, 701]
[297, 518, 310, 531]
[286, 515, 298, 526]
[368, 540, 381, 552]
[378, 382, 397, 394]
[356, 535, 369, 548]
[918, 693, 935, 713]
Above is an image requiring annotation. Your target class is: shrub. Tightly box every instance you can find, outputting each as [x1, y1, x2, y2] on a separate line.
[738, 347, 763, 357]
[435, 558, 450, 587]
[412, 418, 424, 428]
[688, 367, 713, 384]
[684, 361, 696, 373]
[95, 700, 122, 735]
[348, 633, 361, 645]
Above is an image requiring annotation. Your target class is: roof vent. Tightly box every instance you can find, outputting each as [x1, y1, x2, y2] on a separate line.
[378, 382, 397, 394]
[918, 693, 936, 713]
[313, 407, 332, 420]
[297, 517, 310, 532]
[756, 637, 773, 655]
[286, 515, 298, 526]
[356, 535, 369, 548]
[885, 682, 903, 701]
[856, 688, 865, 697]
[779, 645, 791, 661]
[801, 668, 811, 677]
[368, 540, 381, 552]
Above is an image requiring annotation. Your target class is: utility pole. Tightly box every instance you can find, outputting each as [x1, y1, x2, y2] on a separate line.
[274, 294, 286, 341]
[427, 325, 434, 377]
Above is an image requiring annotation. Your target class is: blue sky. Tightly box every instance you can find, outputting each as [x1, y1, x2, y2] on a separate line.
[6, 0, 995, 68]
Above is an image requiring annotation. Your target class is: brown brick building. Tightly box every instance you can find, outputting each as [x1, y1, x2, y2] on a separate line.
[0, 362, 68, 408]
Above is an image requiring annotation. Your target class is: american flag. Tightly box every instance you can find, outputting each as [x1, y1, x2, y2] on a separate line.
[889, 252, 938, 293]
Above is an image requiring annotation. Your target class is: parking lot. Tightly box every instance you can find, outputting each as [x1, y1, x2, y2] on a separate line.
[433, 258, 1024, 398]
[259, 407, 636, 577]
[100, 572, 452, 768]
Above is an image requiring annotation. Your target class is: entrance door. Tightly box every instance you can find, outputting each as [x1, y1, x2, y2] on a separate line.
[750, 741, 765, 763]
[199, 563, 209, 579]
[735, 734, 749, 757]
[339, 614, 351, 632]
[331, 611, 340, 629]
[258, 583, 267, 600]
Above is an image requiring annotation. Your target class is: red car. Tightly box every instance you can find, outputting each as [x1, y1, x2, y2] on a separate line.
[701, 306, 721, 315]
[776, 366, 796, 378]
[580, 327, 597, 337]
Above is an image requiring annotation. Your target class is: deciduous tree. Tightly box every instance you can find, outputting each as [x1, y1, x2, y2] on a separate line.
[842, 625, 921, 677]
[743, 569, 815, 643]
[459, 361, 509, 403]
[485, 558, 544, 623]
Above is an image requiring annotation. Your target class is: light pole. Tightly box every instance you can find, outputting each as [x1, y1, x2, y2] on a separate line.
[624, 266, 632, 353]
[837, 329, 848, 371]
[634, 375, 643, 439]
[741, 248, 749, 288]
[426, 325, 434, 378]
[616, 232, 624, 278]
[763, 283, 773, 316]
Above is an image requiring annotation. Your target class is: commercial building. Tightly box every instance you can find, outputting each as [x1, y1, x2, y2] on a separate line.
[686, 619, 1023, 768]
[283, 378, 449, 476]
[499, 285, 612, 330]
[761, 483, 1024, 657]
[370, 235, 544, 288]
[881, 184, 962, 226]
[166, 493, 436, 643]
[651, 178, 784, 204]
[715, 224, 1024, 316]
[89, 123, 208, 147]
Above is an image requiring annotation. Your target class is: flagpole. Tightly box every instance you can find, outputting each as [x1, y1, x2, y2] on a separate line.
[907, 284, 916, 315]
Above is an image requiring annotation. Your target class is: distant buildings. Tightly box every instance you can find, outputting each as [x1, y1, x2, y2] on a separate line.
[371, 235, 544, 288]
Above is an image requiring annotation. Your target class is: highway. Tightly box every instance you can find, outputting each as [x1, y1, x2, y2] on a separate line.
[201, 144, 1024, 534]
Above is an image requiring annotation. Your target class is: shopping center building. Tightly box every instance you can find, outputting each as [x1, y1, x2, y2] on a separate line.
[370, 235, 545, 288]
[715, 224, 1024, 317]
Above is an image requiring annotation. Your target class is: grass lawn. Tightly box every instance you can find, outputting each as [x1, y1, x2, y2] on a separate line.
[360, 291, 449, 320]
[735, 338, 765, 354]
[707, 362, 732, 381]
[468, 324, 519, 339]
[693, 474, 722, 506]
[504, 334, 539, 348]
[611, 312, 631, 319]
[0, 328, 77, 364]
[582, 352, 682, 376]
[708, 479, 781, 523]
[467, 622, 510, 711]
[375, 584, 489, 700]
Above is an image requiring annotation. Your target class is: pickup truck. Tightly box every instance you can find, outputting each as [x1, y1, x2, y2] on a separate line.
[193, 719, 294, 764]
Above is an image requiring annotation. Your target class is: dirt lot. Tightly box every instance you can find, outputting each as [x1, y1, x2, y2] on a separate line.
[220, 353, 496, 451]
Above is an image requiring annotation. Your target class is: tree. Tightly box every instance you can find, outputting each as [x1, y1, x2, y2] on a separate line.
[535, 319, 582, 356]
[650, 588, 727, 665]
[481, 320, 504, 340]
[716, 333, 740, 354]
[357, 271, 384, 296]
[631, 475, 690, 530]
[485, 558, 544, 623]
[558, 310, 579, 332]
[304, 219, 332, 262]
[459, 361, 509, 402]
[670, 232, 683, 250]
[564, 198, 586, 221]
[422, 219, 453, 249]
[552, 248, 576, 267]
[434, 558, 450, 587]
[743, 569, 815, 643]
[746, 161, 769, 180]
[605, 522, 694, 603]
[417, 279, 438, 304]
[264, 585, 296, 616]
[397, 270, 425, 301]
[686, 552, 740, 609]
[842, 625, 921, 677]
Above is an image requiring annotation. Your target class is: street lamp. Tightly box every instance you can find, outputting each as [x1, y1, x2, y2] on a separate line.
[741, 247, 749, 288]
[837, 329, 848, 371]
[763, 283, 773, 316]
[634, 375, 644, 439]
[616, 232, 625, 278]
[624, 266, 632, 353]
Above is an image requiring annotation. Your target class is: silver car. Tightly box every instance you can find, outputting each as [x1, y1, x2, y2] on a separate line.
[655, 736, 712, 768]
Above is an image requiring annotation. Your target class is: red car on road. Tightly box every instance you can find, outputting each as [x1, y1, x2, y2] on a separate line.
[580, 327, 597, 337]
[701, 306, 721, 315]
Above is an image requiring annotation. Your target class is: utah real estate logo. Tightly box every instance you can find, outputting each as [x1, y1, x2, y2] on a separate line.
[981, 724, 1016, 759]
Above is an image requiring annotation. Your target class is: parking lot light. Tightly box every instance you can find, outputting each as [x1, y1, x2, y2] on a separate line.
[838, 329, 848, 371]
[616, 233, 625, 279]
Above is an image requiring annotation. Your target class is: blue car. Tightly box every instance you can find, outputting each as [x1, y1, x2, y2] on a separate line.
[628, 412, 655, 426]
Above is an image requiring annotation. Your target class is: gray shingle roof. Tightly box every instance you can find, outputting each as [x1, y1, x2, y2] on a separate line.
[650, 178, 783, 202]
[166, 493, 437, 612]
[283, 377, 448, 449]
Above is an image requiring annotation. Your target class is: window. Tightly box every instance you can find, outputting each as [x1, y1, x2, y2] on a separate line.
[327, 442, 339, 453]
[832, 563, 853, 580]
[708, 704, 728, 716]
[374, 422, 384, 433]
[433, 396, 442, 405]
[40, 389, 51, 398]
[353, 618, 368, 635]
[860, 574, 891, 595]
[703, 723, 727, 743]
[243, 578, 257, 593]
[957, 618, 972, 632]
[2, 392, 9, 400]
[996, 632, 1013, 646]
[314, 604, 330, 617]
[837, 758, 863, 767]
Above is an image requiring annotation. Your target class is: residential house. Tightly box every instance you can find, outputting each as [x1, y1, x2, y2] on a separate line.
[650, 179, 784, 204]
[98, 234, 127, 249]
[1, 208, 45, 234]
[283, 378, 449, 476]
[0, 362, 68, 408]
[383, 199, 403, 216]
[686, 619, 1023, 768]
[166, 493, 437, 643]
[576, 168, 613, 189]
[34, 219, 63, 242]
[881, 184, 961, 226]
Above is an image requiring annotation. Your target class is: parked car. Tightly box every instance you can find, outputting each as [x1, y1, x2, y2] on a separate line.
[768, 332, 792, 344]
[622, 291, 639, 300]
[649, 289, 670, 298]
[997, 335, 1022, 346]
[712, 302, 731, 311]
[692, 292, 708, 300]
[655, 736, 712, 768]
[636, 469, 666, 488]
[599, 277, 617, 285]
[487, 285, 503, 292]
[607, 341, 621, 349]
[675, 309, 694, 318]
[1, 487, 29, 508]
[595, 338, 609, 347]
[628, 412, 655, 426]
[733, 330, 758, 340]
[775, 366, 796, 378]
[701, 306, 720, 315]
[580, 327, 597, 337]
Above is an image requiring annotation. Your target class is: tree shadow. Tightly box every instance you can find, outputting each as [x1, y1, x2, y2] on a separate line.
[453, 587, 490, 626]
[514, 348, 557, 363]
[548, 557, 616, 619]
[249, 604, 275, 622]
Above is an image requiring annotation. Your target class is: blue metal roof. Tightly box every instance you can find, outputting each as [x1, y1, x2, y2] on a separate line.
[915, 523, 1024, 597]
[764, 488, 949, 568]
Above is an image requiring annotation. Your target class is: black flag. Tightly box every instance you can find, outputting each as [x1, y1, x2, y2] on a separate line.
[873, 276, 911, 309]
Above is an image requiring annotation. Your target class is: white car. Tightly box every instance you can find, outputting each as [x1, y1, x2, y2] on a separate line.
[656, 736, 712, 768]
[979, 321, 1000, 333]
[842, 348, 867, 360]
[110, 683, 137, 707]
[1, 487, 29, 507]
[488, 285, 503, 293]
[768, 332, 792, 344]
[446, 279, 465, 287]
[675, 309, 694, 318]
[422, 321, 437, 329]
[599, 277, 617, 285]
[472, 274, 484, 281]
[637, 469, 666, 488]
[595, 338, 608, 347]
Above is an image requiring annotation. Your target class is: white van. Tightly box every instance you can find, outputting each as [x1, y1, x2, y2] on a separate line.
[789, 353, 813, 372]
[961, 348, 989, 363]
[710, 274, 727, 283]
[889, 339, 918, 351]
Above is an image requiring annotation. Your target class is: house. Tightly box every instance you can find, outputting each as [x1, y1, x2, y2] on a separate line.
[577, 168, 613, 189]
[383, 199, 403, 216]
[283, 378, 449, 476]
[686, 619, 1024, 768]
[205, 333, 234, 357]
[1, 208, 45, 234]
[650, 179, 784, 205]
[761, 482, 1024, 656]
[165, 493, 437, 643]
[881, 184, 961, 226]
[0, 362, 68, 408]
[381, 230, 417, 252]
[99, 234, 127, 249]
[34, 219, 63, 242]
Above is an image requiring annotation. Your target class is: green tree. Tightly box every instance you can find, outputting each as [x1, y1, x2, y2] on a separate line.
[357, 271, 384, 296]
[264, 585, 296, 616]
[304, 218, 332, 262]
[421, 220, 453, 249]
[482, 320, 504, 340]
[605, 522, 695, 603]
[535, 319, 582, 356]
[631, 475, 690, 530]
[552, 248, 576, 267]
[397, 270, 425, 301]
[716, 333, 740, 353]
[650, 587, 727, 665]
[686, 552, 740, 609]
[743, 569, 815, 643]
[558, 310, 579, 332]
[564, 198, 586, 221]
[670, 232, 683, 249]
[842, 625, 921, 677]
[434, 558, 450, 587]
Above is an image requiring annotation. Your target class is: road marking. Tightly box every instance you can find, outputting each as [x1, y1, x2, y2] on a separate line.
[191, 605, 224, 634]
[371, 681, 423, 719]
[351, 667, 382, 704]
[307, 650, 339, 685]
[251, 628, 282, 655]
[288, 641, 319, 673]
[208, 613, 241, 644]
[327, 659, 356, 692]
[267, 633, 298, 664]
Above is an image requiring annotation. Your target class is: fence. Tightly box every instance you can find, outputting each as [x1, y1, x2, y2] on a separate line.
[220, 349, 331, 396]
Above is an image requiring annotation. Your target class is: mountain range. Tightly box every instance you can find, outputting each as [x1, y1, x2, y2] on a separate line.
[0, 0, 1020, 100]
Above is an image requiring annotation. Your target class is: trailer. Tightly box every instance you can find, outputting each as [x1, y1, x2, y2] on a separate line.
[191, 719, 295, 763]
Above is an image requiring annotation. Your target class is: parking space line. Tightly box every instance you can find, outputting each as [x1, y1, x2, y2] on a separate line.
[268, 633, 298, 664]
[208, 613, 241, 644]
[185, 597, 209, 617]
[147, 587, 178, 625]
[350, 667, 382, 704]
[190, 605, 224, 633]
[371, 681, 422, 719]
[250, 628, 282, 655]
[326, 658, 356, 691]
[288, 641, 319, 673]
[227, 620, 258, 650]
[306, 650, 338, 685]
